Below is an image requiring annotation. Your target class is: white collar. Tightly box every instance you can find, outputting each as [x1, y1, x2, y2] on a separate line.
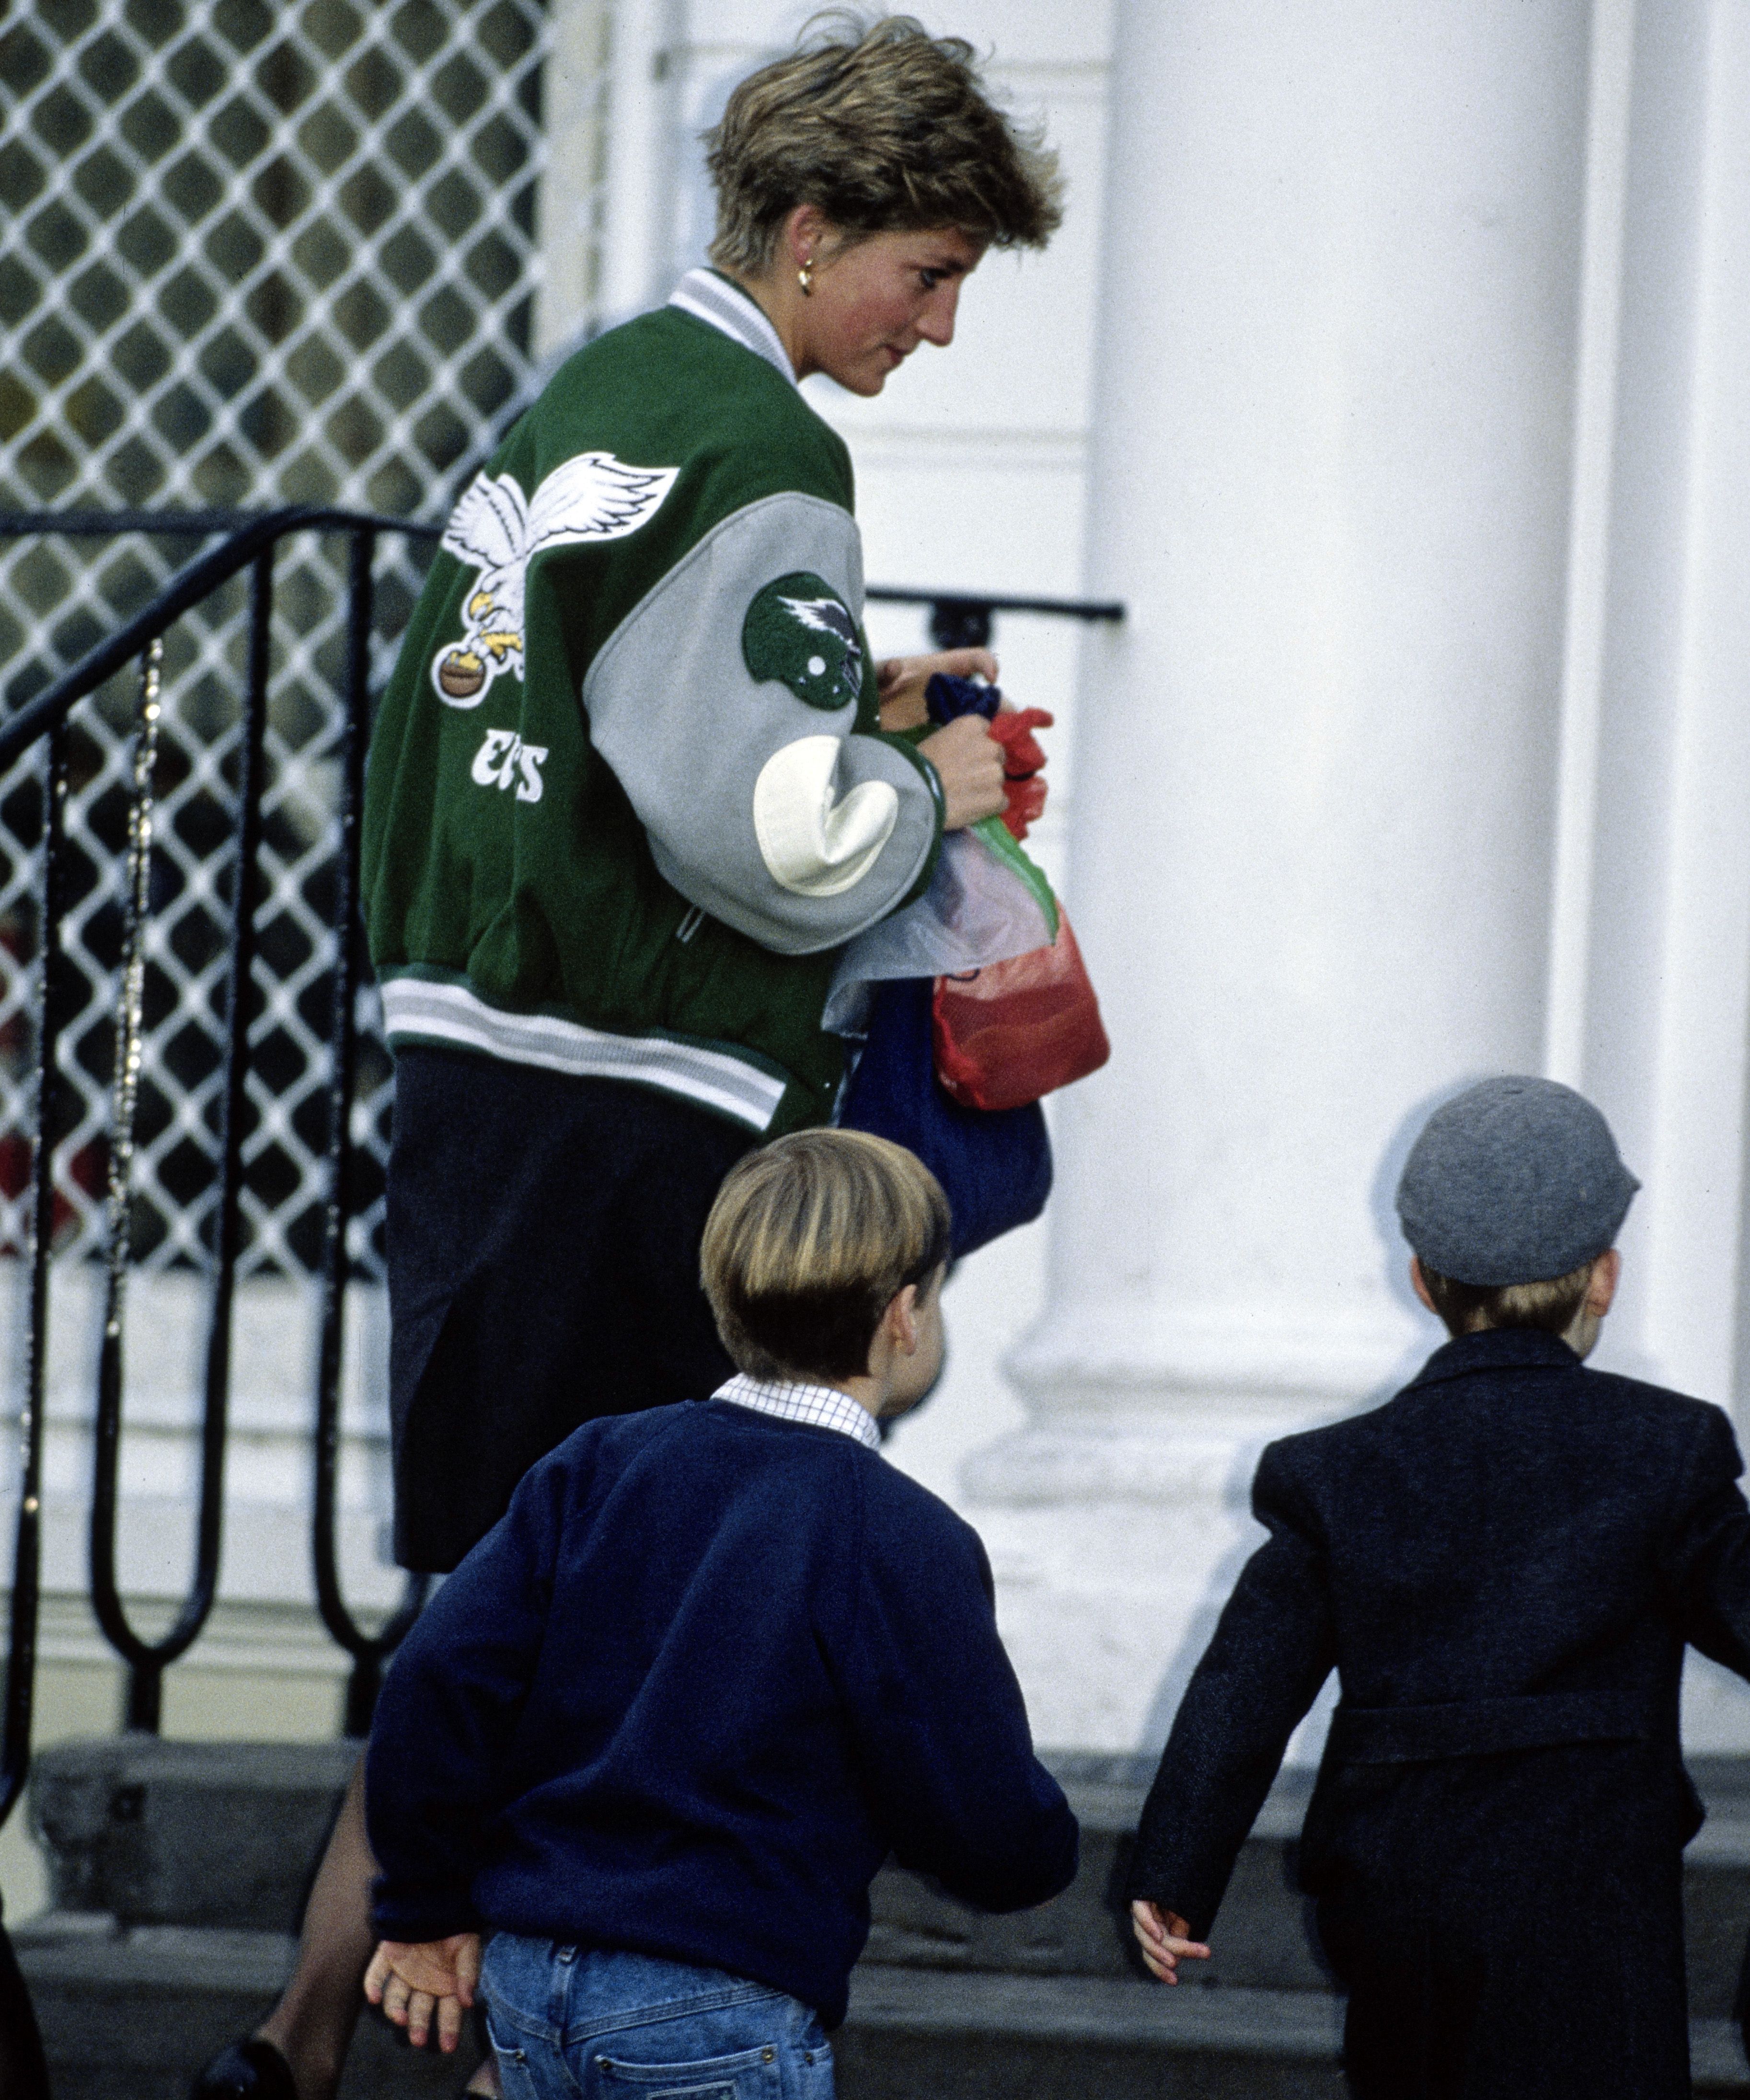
[668, 268, 797, 388]
[713, 1373, 882, 1452]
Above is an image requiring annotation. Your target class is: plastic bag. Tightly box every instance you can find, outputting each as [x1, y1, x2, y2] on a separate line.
[823, 826, 1055, 1036]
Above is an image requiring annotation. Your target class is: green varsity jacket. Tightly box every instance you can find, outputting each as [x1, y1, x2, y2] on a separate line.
[363, 270, 945, 1136]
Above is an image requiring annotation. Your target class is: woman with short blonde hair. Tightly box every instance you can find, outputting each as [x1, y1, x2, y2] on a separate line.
[707, 15, 1060, 271]
[198, 20, 1060, 2100]
[697, 14, 1059, 400]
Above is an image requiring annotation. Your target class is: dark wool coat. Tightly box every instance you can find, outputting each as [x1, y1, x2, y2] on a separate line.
[1128, 1327, 1750, 2100]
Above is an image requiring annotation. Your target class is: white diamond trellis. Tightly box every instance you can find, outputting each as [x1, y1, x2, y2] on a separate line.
[0, 0, 610, 1279]
[1, 0, 553, 518]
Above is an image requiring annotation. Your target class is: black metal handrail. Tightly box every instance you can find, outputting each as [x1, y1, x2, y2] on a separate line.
[312, 527, 431, 1738]
[0, 510, 1128, 706]
[87, 563, 267, 1735]
[0, 722, 68, 1836]
[0, 509, 439, 1764]
[863, 584, 1125, 653]
[0, 507, 439, 776]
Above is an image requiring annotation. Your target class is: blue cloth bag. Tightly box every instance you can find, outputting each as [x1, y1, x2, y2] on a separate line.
[924, 668, 1001, 725]
[839, 975, 1052, 1258]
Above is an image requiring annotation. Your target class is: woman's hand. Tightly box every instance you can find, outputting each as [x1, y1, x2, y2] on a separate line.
[364, 1932, 482, 2051]
[918, 712, 1006, 830]
[875, 645, 1014, 828]
[877, 647, 999, 731]
[1129, 1901, 1211, 1985]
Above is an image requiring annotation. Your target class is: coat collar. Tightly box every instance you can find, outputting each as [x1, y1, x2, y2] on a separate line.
[1405, 1327, 1581, 1392]
[667, 268, 797, 388]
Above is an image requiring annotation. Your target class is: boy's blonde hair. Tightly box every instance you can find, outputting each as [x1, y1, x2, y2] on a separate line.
[1418, 1258, 1596, 1339]
[704, 13, 1063, 274]
[701, 1129, 951, 1382]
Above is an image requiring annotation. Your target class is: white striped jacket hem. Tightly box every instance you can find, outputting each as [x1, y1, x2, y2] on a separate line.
[379, 977, 787, 1132]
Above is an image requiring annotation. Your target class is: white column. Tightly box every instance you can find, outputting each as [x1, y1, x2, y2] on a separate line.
[534, 0, 610, 360]
[965, 0, 1594, 1752]
[596, 0, 688, 328]
[1542, 1, 1750, 1752]
[537, 0, 686, 358]
[1554, 0, 1750, 1414]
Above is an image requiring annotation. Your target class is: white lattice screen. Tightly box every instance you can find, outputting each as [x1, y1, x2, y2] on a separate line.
[0, 0, 602, 1276]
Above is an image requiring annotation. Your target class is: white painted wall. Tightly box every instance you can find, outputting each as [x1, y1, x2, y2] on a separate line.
[1569, 0, 1750, 1414]
[1550, 0, 1750, 1749]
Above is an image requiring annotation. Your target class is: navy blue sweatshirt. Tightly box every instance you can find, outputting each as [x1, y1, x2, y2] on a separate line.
[366, 1398, 1078, 2024]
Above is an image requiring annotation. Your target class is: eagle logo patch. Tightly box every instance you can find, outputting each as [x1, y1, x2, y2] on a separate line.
[431, 452, 678, 706]
[742, 572, 866, 710]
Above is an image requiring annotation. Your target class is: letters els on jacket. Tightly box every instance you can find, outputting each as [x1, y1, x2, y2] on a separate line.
[471, 727, 548, 803]
[431, 454, 678, 706]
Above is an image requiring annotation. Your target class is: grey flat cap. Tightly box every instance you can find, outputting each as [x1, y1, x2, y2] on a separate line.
[1395, 1076, 1639, 1286]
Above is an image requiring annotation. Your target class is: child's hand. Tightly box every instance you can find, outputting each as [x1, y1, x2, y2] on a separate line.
[364, 1932, 482, 2051]
[1129, 1900, 1211, 1985]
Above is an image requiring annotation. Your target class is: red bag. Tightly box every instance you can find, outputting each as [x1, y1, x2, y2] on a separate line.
[931, 911, 1110, 1112]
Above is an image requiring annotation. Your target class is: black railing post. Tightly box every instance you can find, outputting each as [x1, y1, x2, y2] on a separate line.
[181, 543, 276, 1666]
[928, 598, 994, 652]
[89, 641, 167, 1729]
[0, 725, 68, 2100]
[863, 583, 1126, 641]
[88, 551, 273, 1733]
[0, 723, 69, 1829]
[312, 528, 426, 1738]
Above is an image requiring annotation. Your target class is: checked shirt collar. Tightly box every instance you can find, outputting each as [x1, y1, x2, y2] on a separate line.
[713, 1373, 882, 1453]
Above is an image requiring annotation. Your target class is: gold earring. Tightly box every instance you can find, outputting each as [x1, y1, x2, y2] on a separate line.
[798, 259, 813, 296]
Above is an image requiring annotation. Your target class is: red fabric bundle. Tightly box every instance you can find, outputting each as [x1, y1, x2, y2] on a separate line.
[932, 911, 1110, 1112]
[989, 706, 1052, 841]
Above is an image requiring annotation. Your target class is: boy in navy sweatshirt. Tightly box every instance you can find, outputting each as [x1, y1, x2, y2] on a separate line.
[361, 1128, 1077, 2098]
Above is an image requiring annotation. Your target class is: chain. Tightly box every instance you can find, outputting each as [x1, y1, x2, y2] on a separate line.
[104, 640, 162, 1326]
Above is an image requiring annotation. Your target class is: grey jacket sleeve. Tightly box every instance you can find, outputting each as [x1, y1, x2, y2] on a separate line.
[582, 491, 943, 955]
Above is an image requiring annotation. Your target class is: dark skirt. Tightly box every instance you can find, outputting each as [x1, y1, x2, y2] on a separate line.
[385, 1045, 751, 1572]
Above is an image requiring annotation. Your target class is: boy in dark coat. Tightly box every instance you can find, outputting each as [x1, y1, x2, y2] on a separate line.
[1128, 1075, 1750, 2099]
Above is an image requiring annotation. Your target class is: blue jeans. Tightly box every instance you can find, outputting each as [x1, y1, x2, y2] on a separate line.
[479, 1936, 837, 2100]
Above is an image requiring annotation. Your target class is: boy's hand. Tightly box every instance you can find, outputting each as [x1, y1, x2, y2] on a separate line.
[1129, 1900, 1211, 1985]
[364, 1932, 482, 2051]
